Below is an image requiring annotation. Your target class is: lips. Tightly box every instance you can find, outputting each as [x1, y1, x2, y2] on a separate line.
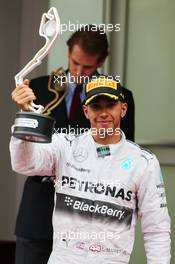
[97, 120, 112, 124]
[96, 121, 112, 128]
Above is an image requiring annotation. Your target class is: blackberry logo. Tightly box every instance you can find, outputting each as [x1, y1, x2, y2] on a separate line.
[65, 196, 73, 206]
[64, 196, 127, 221]
[56, 193, 133, 225]
[73, 200, 125, 220]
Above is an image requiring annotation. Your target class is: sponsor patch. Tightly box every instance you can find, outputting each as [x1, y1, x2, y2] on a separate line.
[56, 193, 133, 225]
[86, 78, 117, 92]
[61, 176, 132, 202]
[96, 146, 110, 157]
[121, 159, 133, 170]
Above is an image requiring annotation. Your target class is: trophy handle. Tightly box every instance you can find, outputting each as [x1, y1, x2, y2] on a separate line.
[14, 7, 60, 113]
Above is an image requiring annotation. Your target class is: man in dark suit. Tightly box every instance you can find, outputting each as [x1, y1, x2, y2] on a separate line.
[11, 25, 135, 264]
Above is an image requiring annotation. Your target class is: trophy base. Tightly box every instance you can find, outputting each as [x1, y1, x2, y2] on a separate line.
[13, 112, 56, 143]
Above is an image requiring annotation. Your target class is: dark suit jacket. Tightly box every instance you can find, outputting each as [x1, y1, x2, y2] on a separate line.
[15, 75, 135, 240]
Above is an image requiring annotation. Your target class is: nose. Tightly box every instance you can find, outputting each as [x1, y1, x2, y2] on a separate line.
[75, 65, 84, 76]
[99, 109, 109, 118]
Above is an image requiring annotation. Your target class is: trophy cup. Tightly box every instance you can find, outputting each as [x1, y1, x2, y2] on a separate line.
[13, 7, 67, 143]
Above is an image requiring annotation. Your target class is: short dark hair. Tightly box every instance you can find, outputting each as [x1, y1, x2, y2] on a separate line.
[67, 24, 109, 62]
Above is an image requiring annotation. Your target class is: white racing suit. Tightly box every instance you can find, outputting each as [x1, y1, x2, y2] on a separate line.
[10, 131, 171, 264]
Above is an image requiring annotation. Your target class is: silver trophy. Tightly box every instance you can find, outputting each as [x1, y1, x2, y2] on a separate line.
[13, 7, 67, 143]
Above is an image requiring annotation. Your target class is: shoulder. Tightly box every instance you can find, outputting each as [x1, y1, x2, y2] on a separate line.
[125, 140, 155, 162]
[29, 75, 52, 100]
[30, 75, 49, 88]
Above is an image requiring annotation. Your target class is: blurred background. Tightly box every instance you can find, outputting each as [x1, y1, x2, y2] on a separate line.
[0, 0, 174, 263]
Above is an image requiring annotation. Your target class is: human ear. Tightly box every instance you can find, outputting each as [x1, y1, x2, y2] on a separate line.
[83, 105, 90, 120]
[121, 103, 127, 118]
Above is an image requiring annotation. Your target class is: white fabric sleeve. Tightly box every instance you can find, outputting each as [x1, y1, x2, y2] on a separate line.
[137, 155, 171, 264]
[9, 133, 61, 176]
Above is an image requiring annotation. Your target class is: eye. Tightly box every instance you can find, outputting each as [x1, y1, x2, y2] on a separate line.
[89, 103, 101, 110]
[84, 65, 93, 69]
[73, 61, 79, 66]
[72, 59, 79, 66]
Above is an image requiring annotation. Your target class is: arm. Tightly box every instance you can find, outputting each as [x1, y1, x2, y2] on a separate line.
[9, 134, 60, 176]
[137, 155, 171, 263]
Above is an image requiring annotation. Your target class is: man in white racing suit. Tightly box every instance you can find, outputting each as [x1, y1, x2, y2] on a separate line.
[10, 76, 171, 264]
